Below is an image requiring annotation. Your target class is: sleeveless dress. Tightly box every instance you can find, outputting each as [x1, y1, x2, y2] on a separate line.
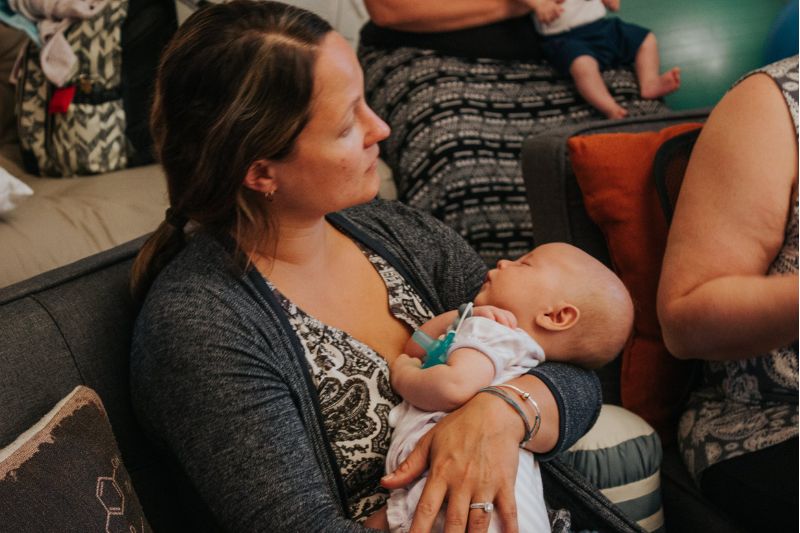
[677, 55, 799, 481]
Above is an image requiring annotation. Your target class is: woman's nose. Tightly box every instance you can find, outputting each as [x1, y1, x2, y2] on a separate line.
[364, 105, 390, 146]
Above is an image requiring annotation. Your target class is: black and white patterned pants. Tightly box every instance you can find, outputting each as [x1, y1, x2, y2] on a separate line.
[360, 45, 667, 266]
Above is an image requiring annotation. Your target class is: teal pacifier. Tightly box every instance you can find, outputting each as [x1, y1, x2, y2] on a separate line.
[413, 303, 473, 368]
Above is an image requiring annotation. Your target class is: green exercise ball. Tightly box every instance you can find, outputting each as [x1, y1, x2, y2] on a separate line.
[617, 0, 789, 109]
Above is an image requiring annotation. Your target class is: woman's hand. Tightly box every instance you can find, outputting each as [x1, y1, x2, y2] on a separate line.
[525, 0, 565, 24]
[471, 305, 518, 329]
[381, 391, 526, 532]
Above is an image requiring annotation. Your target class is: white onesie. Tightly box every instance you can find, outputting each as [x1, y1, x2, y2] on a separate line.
[385, 317, 551, 532]
[533, 0, 607, 35]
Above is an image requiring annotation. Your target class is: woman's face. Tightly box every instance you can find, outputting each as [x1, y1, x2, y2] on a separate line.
[266, 31, 390, 219]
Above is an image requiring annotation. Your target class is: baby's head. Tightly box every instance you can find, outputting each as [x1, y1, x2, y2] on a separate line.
[473, 243, 634, 368]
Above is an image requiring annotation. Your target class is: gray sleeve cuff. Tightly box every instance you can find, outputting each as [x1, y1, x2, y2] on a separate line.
[527, 362, 602, 461]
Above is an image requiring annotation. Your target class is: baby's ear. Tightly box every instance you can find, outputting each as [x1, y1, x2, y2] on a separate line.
[535, 303, 580, 331]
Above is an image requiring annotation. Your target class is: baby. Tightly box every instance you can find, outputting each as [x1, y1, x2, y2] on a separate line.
[527, 0, 680, 119]
[382, 242, 634, 532]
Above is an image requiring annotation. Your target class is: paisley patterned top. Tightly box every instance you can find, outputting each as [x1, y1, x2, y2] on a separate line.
[269, 243, 434, 520]
[678, 56, 799, 480]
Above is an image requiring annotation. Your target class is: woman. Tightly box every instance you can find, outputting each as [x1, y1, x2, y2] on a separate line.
[657, 56, 798, 532]
[358, 0, 667, 266]
[130, 2, 625, 531]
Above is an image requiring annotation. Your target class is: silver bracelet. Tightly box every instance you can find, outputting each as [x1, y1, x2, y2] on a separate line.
[477, 386, 533, 446]
[496, 384, 541, 447]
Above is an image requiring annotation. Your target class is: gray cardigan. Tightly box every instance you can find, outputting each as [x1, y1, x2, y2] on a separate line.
[131, 199, 606, 532]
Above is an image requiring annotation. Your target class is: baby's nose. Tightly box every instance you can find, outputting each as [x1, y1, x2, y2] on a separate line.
[496, 259, 512, 269]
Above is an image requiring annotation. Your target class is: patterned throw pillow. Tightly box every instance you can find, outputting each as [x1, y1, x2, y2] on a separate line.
[0, 386, 152, 532]
[563, 404, 664, 533]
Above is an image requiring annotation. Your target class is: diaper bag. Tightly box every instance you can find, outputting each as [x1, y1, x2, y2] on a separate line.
[14, 0, 176, 177]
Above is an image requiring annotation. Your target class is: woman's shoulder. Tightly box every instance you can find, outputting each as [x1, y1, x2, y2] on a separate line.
[734, 55, 798, 131]
[341, 197, 434, 224]
[153, 234, 237, 290]
[737, 55, 798, 89]
[136, 234, 258, 327]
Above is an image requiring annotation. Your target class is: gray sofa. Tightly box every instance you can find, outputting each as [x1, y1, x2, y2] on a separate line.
[0, 237, 219, 532]
[521, 109, 746, 533]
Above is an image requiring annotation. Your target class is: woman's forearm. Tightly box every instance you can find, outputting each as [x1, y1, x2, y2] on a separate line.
[479, 366, 600, 456]
[363, 0, 530, 32]
[659, 273, 798, 361]
[380, 363, 599, 530]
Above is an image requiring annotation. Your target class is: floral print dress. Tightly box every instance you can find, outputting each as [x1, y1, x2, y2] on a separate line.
[268, 243, 434, 520]
[678, 55, 799, 480]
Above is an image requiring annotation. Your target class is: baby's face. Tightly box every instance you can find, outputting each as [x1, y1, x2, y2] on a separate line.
[474, 248, 565, 330]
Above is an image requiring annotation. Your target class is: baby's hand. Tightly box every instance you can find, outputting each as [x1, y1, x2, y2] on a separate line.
[394, 352, 422, 365]
[602, 0, 620, 11]
[526, 0, 565, 24]
[390, 353, 422, 390]
[471, 306, 518, 329]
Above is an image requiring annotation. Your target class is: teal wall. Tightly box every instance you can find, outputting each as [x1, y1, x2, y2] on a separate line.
[617, 0, 791, 109]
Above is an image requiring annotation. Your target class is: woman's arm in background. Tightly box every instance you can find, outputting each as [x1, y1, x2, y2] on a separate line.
[363, 0, 531, 32]
[657, 73, 799, 361]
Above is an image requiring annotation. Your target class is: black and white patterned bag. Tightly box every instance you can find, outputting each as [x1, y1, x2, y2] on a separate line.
[14, 0, 176, 177]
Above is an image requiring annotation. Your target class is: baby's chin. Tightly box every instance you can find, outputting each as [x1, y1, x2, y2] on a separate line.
[472, 287, 489, 306]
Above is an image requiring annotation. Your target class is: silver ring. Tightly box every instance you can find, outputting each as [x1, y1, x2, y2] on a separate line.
[469, 502, 494, 513]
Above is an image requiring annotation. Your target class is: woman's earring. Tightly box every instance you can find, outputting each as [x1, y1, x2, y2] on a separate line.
[265, 190, 275, 202]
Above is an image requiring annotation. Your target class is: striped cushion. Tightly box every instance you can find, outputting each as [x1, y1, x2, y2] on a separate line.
[562, 404, 664, 532]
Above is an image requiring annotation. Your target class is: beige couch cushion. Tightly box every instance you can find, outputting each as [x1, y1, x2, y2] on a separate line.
[0, 143, 167, 287]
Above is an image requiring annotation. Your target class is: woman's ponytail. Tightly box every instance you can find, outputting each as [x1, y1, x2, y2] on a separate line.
[129, 212, 188, 305]
[128, 1, 331, 304]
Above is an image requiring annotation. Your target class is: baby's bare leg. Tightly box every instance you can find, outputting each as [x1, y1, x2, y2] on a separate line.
[363, 505, 389, 531]
[635, 32, 681, 99]
[570, 55, 628, 119]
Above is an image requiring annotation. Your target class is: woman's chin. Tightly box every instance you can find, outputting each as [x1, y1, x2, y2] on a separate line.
[364, 170, 382, 199]
[341, 186, 381, 211]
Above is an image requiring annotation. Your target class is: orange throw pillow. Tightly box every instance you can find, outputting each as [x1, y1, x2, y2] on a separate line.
[568, 123, 702, 444]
